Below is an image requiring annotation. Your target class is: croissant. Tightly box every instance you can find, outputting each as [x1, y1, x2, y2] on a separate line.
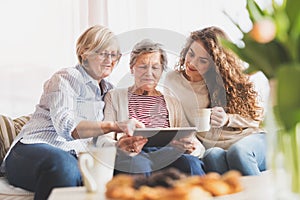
[105, 169, 243, 200]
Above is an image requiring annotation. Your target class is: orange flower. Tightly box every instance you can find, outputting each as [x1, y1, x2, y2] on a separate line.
[250, 18, 276, 43]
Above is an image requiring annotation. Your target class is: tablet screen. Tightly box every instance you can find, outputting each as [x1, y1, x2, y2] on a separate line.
[133, 127, 197, 147]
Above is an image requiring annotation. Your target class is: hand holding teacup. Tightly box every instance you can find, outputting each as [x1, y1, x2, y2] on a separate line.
[210, 107, 229, 128]
[171, 135, 198, 154]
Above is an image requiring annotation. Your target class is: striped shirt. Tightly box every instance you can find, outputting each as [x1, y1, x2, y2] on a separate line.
[128, 92, 169, 128]
[7, 65, 113, 155]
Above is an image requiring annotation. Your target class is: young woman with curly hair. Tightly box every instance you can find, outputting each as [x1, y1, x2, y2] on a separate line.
[164, 26, 269, 175]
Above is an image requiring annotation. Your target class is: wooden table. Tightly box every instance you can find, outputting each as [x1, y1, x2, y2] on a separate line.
[49, 171, 275, 200]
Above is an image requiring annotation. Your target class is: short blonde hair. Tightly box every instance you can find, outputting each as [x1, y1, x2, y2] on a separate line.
[76, 25, 120, 65]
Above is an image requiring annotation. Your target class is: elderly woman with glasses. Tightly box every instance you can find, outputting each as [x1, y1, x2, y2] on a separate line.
[102, 39, 205, 176]
[2, 25, 144, 200]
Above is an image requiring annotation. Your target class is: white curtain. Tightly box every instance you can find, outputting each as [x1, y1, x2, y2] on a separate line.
[78, 0, 108, 30]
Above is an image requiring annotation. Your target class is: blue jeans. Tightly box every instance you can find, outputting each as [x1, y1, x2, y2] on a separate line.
[114, 147, 205, 176]
[5, 142, 82, 200]
[202, 133, 266, 175]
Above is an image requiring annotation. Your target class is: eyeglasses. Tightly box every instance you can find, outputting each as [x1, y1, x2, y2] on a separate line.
[94, 51, 121, 62]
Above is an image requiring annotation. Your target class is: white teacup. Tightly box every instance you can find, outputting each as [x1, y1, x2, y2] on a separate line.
[79, 141, 116, 193]
[193, 108, 211, 132]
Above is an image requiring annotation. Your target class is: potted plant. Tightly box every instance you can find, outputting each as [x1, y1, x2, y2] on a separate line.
[223, 0, 300, 196]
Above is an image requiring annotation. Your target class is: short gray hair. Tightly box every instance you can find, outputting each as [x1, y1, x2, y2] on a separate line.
[130, 39, 168, 71]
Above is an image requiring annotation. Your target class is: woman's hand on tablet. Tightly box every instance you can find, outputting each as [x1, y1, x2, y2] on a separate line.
[117, 135, 148, 155]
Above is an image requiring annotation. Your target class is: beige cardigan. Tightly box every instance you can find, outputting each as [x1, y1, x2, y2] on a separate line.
[104, 88, 187, 127]
[102, 87, 205, 158]
[164, 70, 270, 150]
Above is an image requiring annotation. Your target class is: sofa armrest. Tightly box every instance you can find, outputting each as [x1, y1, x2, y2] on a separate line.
[0, 115, 31, 169]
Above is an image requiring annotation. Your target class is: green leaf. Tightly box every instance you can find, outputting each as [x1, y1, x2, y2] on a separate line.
[243, 65, 259, 75]
[261, 39, 291, 68]
[222, 38, 275, 78]
[240, 44, 275, 77]
[277, 65, 300, 130]
[285, 0, 300, 29]
[273, 10, 289, 43]
[246, 0, 265, 22]
[289, 14, 300, 62]
[297, 30, 300, 62]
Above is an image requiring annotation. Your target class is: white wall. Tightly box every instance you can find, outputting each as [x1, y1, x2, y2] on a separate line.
[0, 0, 270, 118]
[106, 0, 252, 87]
[0, 0, 80, 118]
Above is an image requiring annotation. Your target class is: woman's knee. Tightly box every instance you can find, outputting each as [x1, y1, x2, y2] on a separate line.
[203, 147, 225, 160]
[41, 151, 81, 185]
[230, 133, 266, 154]
[226, 144, 245, 164]
[174, 154, 205, 175]
[115, 153, 152, 175]
[227, 136, 266, 173]
[227, 140, 255, 161]
[202, 147, 228, 173]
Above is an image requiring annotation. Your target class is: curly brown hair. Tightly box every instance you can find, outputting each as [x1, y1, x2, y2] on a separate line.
[176, 26, 262, 121]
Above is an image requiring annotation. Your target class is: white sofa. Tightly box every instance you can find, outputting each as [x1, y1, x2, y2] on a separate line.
[0, 115, 34, 200]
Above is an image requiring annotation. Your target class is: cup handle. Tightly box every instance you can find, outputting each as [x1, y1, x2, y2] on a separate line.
[79, 153, 97, 192]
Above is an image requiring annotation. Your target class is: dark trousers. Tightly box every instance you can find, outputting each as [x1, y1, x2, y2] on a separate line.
[5, 142, 82, 200]
[114, 147, 205, 176]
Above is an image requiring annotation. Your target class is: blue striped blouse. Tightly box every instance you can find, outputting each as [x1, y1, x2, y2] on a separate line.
[10, 64, 113, 154]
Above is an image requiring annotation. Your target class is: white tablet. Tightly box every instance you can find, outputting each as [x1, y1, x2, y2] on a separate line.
[133, 127, 197, 147]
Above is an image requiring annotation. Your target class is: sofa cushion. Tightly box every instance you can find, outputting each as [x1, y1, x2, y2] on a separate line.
[0, 115, 31, 167]
[0, 115, 34, 198]
[0, 177, 34, 198]
[0, 115, 15, 167]
[13, 115, 31, 135]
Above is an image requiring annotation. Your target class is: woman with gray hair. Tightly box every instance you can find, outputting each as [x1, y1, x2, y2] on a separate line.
[103, 39, 205, 176]
[2, 25, 144, 200]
